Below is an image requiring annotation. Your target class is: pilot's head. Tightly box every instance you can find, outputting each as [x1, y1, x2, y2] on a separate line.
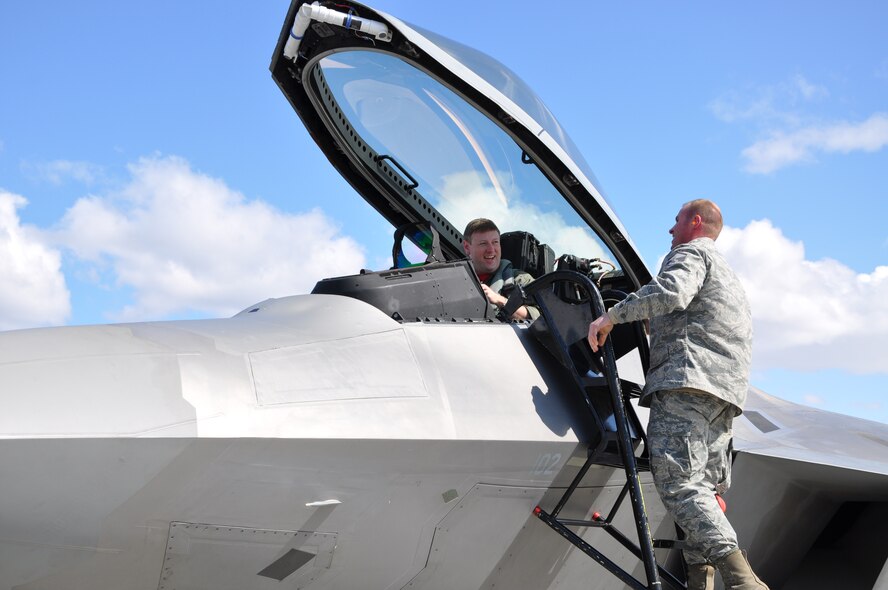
[462, 218, 502, 276]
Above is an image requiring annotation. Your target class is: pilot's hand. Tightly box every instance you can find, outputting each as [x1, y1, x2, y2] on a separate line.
[587, 314, 614, 352]
[481, 284, 507, 308]
[482, 284, 528, 320]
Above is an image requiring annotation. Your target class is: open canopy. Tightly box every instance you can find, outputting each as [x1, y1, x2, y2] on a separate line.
[270, 0, 651, 288]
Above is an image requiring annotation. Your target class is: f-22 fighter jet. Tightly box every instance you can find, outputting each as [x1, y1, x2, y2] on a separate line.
[0, 2, 886, 589]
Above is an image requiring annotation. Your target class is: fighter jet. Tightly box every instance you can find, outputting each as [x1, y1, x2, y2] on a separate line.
[1, 1, 886, 589]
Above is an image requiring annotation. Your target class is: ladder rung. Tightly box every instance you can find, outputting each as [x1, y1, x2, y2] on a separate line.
[533, 506, 653, 590]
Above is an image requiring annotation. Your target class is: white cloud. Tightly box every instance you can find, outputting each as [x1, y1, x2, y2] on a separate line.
[0, 192, 71, 329]
[22, 159, 105, 185]
[717, 220, 888, 374]
[709, 92, 787, 125]
[711, 75, 887, 174]
[709, 75, 825, 126]
[54, 155, 366, 321]
[792, 74, 828, 101]
[742, 113, 888, 173]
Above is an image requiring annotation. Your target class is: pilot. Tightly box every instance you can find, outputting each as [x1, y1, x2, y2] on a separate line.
[462, 218, 539, 321]
[587, 200, 768, 590]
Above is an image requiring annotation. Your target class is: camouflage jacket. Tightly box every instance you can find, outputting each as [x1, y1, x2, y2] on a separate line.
[486, 260, 540, 320]
[606, 238, 752, 413]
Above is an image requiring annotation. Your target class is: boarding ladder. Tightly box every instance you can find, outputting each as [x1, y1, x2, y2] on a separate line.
[502, 271, 685, 590]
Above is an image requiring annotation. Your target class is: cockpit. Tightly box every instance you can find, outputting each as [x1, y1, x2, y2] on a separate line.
[312, 220, 632, 324]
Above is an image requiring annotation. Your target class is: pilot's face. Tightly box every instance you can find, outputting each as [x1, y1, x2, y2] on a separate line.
[463, 229, 501, 275]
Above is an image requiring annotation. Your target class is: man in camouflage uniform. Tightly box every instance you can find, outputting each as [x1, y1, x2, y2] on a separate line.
[587, 200, 769, 590]
[463, 218, 539, 321]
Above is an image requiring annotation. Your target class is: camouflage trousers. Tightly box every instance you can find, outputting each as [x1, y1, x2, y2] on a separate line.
[648, 388, 738, 565]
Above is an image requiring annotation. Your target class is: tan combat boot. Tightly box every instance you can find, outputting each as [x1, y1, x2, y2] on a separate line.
[714, 550, 769, 589]
[686, 563, 715, 590]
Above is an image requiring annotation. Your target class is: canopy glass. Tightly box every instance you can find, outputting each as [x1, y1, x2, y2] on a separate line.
[318, 50, 619, 270]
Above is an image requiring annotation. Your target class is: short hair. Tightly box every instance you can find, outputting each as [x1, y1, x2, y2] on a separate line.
[463, 218, 500, 242]
[683, 199, 723, 238]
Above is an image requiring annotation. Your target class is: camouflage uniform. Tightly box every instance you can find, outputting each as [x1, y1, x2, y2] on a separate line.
[486, 259, 540, 320]
[648, 389, 737, 564]
[606, 237, 752, 564]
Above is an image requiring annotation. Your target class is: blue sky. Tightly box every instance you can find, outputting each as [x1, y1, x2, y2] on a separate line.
[1, 1, 886, 424]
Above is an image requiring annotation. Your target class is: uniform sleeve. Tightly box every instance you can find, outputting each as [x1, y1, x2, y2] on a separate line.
[607, 244, 708, 324]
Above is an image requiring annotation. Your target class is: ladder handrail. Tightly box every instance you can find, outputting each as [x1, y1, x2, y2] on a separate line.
[513, 271, 666, 590]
